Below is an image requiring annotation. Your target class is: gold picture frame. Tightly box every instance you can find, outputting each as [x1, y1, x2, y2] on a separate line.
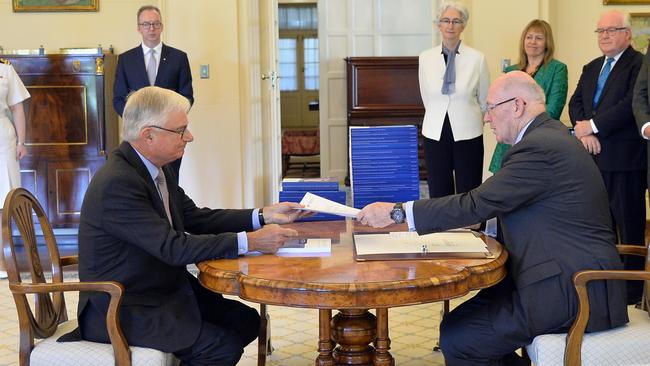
[632, 13, 650, 54]
[604, 0, 650, 3]
[13, 0, 98, 12]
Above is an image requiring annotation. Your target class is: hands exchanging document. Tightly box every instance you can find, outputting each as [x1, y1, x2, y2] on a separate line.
[246, 202, 313, 254]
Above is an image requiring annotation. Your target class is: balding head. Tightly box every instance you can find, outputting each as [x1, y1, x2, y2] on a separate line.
[484, 71, 547, 144]
[597, 10, 631, 57]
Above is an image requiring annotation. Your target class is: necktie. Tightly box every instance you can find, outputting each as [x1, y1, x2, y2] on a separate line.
[155, 168, 172, 224]
[593, 57, 614, 107]
[147, 49, 157, 86]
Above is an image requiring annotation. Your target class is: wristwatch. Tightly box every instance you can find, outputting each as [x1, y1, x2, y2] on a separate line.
[390, 202, 405, 224]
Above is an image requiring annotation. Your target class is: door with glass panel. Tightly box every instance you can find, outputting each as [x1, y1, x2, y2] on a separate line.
[278, 4, 319, 130]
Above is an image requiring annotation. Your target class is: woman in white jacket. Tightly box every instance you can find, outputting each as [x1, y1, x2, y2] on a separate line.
[419, 0, 489, 198]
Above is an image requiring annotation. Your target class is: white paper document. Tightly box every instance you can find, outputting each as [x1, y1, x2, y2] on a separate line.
[277, 238, 332, 254]
[354, 231, 490, 258]
[298, 192, 360, 218]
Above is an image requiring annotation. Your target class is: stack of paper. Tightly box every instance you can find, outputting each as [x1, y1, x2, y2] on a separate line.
[349, 126, 420, 209]
[279, 177, 346, 221]
[277, 238, 332, 255]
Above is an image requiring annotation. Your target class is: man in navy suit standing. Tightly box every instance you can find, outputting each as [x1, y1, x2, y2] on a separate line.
[569, 10, 646, 304]
[114, 5, 193, 182]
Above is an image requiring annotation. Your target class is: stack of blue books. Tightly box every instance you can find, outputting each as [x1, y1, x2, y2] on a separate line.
[350, 126, 420, 209]
[279, 177, 345, 221]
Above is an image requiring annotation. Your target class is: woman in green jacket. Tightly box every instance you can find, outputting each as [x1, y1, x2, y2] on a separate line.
[488, 19, 568, 173]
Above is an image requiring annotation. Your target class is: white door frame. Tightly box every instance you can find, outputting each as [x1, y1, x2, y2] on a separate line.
[238, 0, 282, 206]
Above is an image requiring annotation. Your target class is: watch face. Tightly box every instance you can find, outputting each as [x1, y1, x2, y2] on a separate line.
[391, 207, 405, 224]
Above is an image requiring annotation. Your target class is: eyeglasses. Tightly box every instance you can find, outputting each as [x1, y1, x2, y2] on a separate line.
[439, 18, 464, 26]
[485, 97, 517, 114]
[147, 125, 188, 139]
[594, 27, 627, 36]
[139, 21, 163, 29]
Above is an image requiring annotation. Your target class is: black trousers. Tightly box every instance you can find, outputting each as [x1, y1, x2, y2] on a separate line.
[600, 169, 647, 303]
[174, 275, 261, 366]
[423, 115, 483, 198]
[440, 278, 542, 366]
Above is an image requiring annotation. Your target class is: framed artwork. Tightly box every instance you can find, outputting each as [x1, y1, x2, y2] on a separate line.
[13, 0, 98, 12]
[604, 0, 650, 3]
[632, 13, 650, 54]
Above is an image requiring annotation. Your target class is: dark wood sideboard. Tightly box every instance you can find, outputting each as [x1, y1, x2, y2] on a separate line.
[345, 56, 426, 181]
[2, 53, 118, 230]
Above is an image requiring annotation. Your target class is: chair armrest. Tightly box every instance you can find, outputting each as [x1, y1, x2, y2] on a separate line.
[616, 245, 648, 258]
[9, 281, 132, 366]
[60, 255, 79, 267]
[564, 270, 650, 366]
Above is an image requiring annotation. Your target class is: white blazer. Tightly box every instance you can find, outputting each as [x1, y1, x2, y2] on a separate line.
[418, 43, 490, 141]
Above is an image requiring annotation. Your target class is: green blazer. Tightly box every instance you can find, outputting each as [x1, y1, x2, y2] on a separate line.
[489, 59, 568, 173]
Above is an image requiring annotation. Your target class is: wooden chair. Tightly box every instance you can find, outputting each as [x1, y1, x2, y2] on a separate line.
[2, 188, 179, 366]
[526, 244, 650, 365]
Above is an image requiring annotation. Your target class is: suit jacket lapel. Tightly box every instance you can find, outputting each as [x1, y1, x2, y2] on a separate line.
[133, 46, 150, 86]
[598, 46, 633, 104]
[156, 44, 171, 85]
[585, 56, 604, 108]
[119, 142, 171, 225]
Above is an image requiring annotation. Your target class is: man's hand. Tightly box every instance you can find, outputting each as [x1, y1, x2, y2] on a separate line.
[579, 135, 601, 155]
[247, 224, 298, 254]
[263, 202, 312, 224]
[357, 202, 395, 228]
[643, 125, 650, 139]
[574, 120, 594, 138]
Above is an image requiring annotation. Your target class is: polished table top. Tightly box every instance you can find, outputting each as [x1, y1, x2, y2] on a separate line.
[198, 220, 508, 309]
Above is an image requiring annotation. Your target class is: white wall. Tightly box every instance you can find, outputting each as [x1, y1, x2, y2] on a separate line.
[319, 0, 434, 180]
[0, 0, 245, 209]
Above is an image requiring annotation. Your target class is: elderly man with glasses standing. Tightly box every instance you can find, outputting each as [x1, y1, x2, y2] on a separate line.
[357, 71, 627, 366]
[569, 9, 646, 305]
[113, 5, 193, 182]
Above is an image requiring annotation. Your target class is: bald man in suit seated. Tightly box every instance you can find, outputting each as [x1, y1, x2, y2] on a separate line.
[78, 86, 307, 366]
[357, 71, 627, 366]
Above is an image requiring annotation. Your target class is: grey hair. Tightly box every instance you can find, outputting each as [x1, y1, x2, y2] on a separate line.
[601, 9, 631, 28]
[137, 5, 161, 22]
[437, 1, 469, 24]
[121, 86, 190, 142]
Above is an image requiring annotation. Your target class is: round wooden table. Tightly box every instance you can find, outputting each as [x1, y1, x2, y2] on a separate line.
[198, 220, 507, 366]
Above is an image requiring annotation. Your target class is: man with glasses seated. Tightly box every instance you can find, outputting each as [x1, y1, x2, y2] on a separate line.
[113, 5, 194, 182]
[357, 71, 627, 366]
[78, 86, 308, 366]
[569, 9, 646, 305]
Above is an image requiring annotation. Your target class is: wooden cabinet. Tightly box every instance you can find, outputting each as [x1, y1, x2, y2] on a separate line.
[345, 57, 426, 180]
[2, 53, 118, 229]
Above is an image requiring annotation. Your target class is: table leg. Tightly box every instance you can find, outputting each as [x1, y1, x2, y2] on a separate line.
[373, 308, 394, 366]
[316, 309, 335, 366]
[331, 309, 376, 365]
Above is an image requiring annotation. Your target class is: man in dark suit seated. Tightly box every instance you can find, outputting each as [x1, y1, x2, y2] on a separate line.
[569, 9, 646, 305]
[357, 71, 627, 366]
[78, 86, 305, 366]
[114, 5, 193, 181]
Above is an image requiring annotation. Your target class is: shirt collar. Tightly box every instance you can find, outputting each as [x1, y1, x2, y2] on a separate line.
[141, 42, 163, 55]
[132, 144, 160, 181]
[514, 118, 535, 144]
[606, 49, 625, 64]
